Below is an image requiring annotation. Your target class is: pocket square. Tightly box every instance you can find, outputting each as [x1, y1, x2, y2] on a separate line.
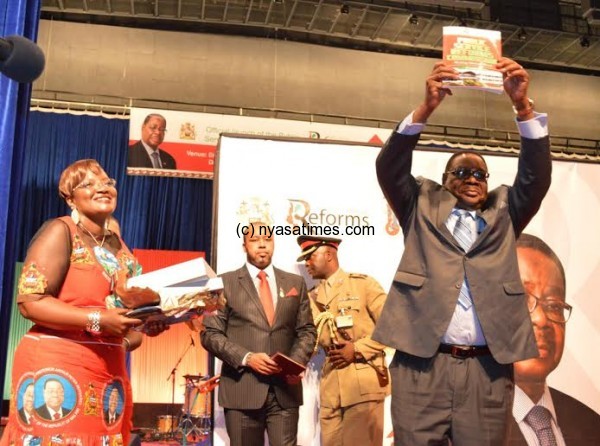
[285, 287, 298, 297]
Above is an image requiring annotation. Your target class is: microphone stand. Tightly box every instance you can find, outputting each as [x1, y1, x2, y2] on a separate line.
[166, 337, 195, 441]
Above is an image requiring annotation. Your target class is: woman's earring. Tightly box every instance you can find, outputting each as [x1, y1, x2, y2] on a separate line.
[71, 208, 80, 225]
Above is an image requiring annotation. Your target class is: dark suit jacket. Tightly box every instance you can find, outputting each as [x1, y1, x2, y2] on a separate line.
[201, 265, 316, 410]
[35, 404, 72, 420]
[128, 140, 177, 169]
[508, 387, 600, 445]
[104, 409, 120, 424]
[18, 408, 32, 424]
[373, 131, 552, 364]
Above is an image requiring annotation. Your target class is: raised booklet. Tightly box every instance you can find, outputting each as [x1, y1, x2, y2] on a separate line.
[126, 257, 224, 327]
[270, 352, 306, 377]
[442, 26, 503, 94]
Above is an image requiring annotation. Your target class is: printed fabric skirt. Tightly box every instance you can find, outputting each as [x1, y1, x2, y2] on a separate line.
[0, 327, 132, 446]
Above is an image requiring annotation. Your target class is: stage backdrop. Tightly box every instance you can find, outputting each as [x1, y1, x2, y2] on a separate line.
[212, 134, 600, 445]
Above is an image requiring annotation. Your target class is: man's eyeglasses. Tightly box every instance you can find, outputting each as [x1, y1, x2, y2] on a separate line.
[527, 293, 572, 324]
[446, 167, 489, 181]
[147, 125, 167, 134]
[74, 179, 117, 191]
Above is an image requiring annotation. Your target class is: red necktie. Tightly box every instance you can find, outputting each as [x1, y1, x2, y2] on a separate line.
[258, 271, 275, 325]
[53, 412, 60, 420]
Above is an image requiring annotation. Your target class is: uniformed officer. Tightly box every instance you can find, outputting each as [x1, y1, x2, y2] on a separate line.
[297, 235, 390, 446]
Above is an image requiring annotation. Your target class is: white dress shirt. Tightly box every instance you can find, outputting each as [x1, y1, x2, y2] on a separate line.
[513, 384, 566, 446]
[242, 262, 278, 366]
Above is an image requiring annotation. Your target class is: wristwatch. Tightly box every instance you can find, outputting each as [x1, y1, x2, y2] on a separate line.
[512, 98, 534, 115]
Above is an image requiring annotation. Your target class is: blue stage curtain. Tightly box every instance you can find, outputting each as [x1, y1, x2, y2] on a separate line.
[0, 0, 42, 400]
[17, 110, 214, 258]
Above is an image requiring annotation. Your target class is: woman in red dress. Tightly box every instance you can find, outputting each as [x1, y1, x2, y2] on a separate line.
[1, 159, 161, 446]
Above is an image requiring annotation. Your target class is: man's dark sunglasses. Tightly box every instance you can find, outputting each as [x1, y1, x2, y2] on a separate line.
[446, 167, 490, 181]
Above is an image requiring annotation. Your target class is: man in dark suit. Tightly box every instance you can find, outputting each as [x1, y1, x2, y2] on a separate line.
[201, 221, 316, 446]
[36, 378, 72, 421]
[104, 386, 121, 425]
[128, 113, 177, 169]
[509, 234, 600, 445]
[17, 383, 34, 425]
[372, 57, 552, 445]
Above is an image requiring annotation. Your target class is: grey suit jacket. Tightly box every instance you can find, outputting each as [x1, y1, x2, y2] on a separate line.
[373, 131, 551, 364]
[508, 387, 600, 445]
[201, 265, 316, 410]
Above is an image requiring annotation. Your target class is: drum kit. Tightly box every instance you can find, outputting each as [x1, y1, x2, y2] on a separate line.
[153, 374, 220, 443]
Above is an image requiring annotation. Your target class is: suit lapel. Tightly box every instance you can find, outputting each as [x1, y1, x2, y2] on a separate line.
[237, 267, 271, 326]
[435, 189, 461, 249]
[273, 268, 289, 326]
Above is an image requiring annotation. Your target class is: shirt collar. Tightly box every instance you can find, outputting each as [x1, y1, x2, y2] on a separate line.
[141, 139, 159, 156]
[246, 262, 275, 281]
[47, 406, 62, 417]
[325, 268, 343, 289]
[513, 384, 558, 424]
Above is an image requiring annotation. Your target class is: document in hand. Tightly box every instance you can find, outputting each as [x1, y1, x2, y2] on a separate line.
[442, 26, 503, 94]
[270, 352, 306, 377]
[126, 257, 225, 326]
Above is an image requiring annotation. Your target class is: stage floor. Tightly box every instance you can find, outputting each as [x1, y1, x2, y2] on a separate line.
[135, 427, 211, 446]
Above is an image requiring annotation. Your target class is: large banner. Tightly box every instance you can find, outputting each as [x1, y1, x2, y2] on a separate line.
[128, 107, 393, 178]
[212, 134, 600, 445]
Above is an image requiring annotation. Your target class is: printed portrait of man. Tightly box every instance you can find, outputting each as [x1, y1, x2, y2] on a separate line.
[128, 113, 177, 170]
[35, 378, 72, 421]
[104, 385, 122, 425]
[18, 382, 34, 425]
[508, 234, 600, 445]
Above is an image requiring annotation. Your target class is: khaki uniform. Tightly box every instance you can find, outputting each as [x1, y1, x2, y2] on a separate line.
[311, 269, 390, 446]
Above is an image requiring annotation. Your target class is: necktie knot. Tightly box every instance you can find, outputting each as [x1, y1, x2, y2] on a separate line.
[53, 412, 60, 420]
[525, 406, 557, 446]
[258, 270, 267, 281]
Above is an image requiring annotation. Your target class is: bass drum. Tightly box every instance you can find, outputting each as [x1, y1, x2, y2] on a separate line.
[157, 414, 175, 433]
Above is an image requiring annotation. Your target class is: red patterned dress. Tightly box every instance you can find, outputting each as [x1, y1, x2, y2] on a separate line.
[1, 217, 139, 446]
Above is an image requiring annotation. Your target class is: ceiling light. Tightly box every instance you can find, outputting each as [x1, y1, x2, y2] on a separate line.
[517, 28, 528, 41]
[409, 14, 419, 25]
[340, 4, 350, 14]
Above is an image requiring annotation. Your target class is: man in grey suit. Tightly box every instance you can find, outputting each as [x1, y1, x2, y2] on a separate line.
[509, 234, 600, 445]
[201, 221, 316, 446]
[372, 57, 552, 445]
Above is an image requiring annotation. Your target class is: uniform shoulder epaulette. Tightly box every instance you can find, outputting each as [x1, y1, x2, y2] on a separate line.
[349, 273, 368, 279]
